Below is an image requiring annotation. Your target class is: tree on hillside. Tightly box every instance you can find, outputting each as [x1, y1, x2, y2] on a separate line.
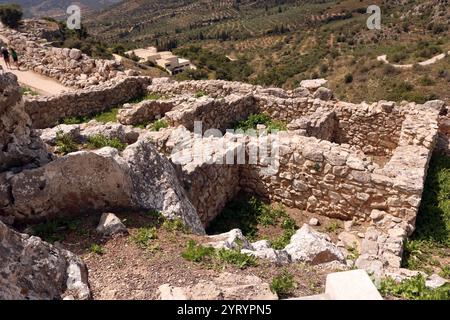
[0, 4, 22, 29]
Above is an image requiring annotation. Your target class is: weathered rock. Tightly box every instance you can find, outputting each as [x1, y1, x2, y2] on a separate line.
[39, 124, 82, 145]
[3, 142, 204, 234]
[337, 231, 361, 252]
[96, 213, 127, 236]
[300, 79, 328, 91]
[241, 248, 291, 265]
[0, 221, 90, 300]
[284, 224, 346, 265]
[0, 71, 49, 172]
[309, 218, 320, 226]
[251, 240, 271, 251]
[205, 229, 252, 250]
[158, 273, 278, 300]
[313, 87, 333, 101]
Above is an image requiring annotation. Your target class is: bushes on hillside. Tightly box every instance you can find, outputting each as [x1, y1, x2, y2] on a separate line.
[0, 4, 22, 29]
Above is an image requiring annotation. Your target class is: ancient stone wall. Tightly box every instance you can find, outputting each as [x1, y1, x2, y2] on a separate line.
[165, 95, 258, 133]
[24, 76, 152, 129]
[144, 79, 434, 161]
[1, 27, 124, 88]
[0, 71, 49, 173]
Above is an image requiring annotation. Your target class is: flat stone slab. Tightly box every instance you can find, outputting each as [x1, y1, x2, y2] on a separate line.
[325, 269, 383, 300]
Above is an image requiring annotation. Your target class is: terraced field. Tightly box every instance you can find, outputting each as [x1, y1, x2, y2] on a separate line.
[86, 0, 450, 105]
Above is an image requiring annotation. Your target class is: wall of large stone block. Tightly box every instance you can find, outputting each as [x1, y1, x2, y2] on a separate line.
[24, 77, 152, 129]
[239, 135, 424, 223]
[174, 162, 240, 227]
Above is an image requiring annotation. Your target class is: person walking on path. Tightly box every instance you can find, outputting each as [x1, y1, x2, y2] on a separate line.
[9, 48, 19, 69]
[1, 47, 11, 69]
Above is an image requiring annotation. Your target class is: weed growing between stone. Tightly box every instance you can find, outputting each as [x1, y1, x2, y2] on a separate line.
[55, 130, 78, 155]
[234, 113, 287, 133]
[270, 270, 297, 298]
[181, 240, 257, 269]
[90, 244, 104, 255]
[380, 275, 450, 300]
[86, 134, 126, 151]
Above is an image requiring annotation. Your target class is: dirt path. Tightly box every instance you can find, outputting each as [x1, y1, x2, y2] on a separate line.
[0, 34, 71, 96]
[377, 50, 450, 69]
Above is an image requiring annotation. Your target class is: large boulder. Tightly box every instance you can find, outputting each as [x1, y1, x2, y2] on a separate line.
[158, 273, 278, 300]
[2, 140, 205, 234]
[284, 224, 346, 265]
[0, 221, 90, 300]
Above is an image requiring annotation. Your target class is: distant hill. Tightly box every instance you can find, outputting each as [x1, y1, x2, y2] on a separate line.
[0, 0, 122, 18]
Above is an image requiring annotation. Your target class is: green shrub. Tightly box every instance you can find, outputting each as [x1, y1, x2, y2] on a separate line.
[380, 275, 450, 300]
[181, 240, 215, 262]
[55, 131, 78, 155]
[86, 134, 126, 151]
[62, 116, 87, 125]
[344, 73, 353, 84]
[216, 248, 257, 269]
[32, 217, 85, 243]
[151, 119, 168, 132]
[271, 217, 297, 250]
[0, 4, 22, 29]
[20, 87, 39, 96]
[325, 221, 342, 233]
[94, 108, 119, 123]
[163, 218, 190, 234]
[90, 244, 104, 255]
[270, 271, 296, 297]
[195, 91, 207, 98]
[419, 76, 435, 86]
[132, 227, 157, 249]
[181, 240, 257, 269]
[234, 113, 286, 133]
[402, 155, 450, 274]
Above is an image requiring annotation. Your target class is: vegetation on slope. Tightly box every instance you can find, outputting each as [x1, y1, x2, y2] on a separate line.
[402, 154, 450, 278]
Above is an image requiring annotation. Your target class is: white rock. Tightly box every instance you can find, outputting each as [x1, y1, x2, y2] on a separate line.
[96, 213, 127, 236]
[426, 274, 448, 289]
[205, 229, 252, 250]
[309, 218, 320, 226]
[284, 224, 346, 265]
[251, 240, 271, 251]
[241, 248, 291, 265]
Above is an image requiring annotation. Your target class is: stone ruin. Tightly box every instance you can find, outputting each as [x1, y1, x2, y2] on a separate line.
[0, 24, 136, 89]
[116, 78, 442, 275]
[0, 63, 447, 298]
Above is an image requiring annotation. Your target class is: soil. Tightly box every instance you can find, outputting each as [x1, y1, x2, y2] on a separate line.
[32, 210, 339, 300]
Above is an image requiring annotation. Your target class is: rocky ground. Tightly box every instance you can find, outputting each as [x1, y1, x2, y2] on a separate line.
[23, 210, 335, 300]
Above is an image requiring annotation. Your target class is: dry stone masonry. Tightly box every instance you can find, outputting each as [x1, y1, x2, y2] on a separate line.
[25, 76, 152, 129]
[1, 61, 448, 298]
[135, 78, 442, 274]
[0, 26, 125, 88]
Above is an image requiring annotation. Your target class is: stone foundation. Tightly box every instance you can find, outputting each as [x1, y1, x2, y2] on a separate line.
[24, 76, 152, 129]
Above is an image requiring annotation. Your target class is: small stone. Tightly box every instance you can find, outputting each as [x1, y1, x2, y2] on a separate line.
[426, 274, 448, 289]
[309, 218, 320, 226]
[344, 220, 353, 231]
[370, 210, 385, 222]
[96, 213, 128, 237]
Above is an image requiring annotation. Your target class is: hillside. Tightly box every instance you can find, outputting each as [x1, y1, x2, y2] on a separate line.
[0, 0, 121, 18]
[85, 0, 450, 105]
